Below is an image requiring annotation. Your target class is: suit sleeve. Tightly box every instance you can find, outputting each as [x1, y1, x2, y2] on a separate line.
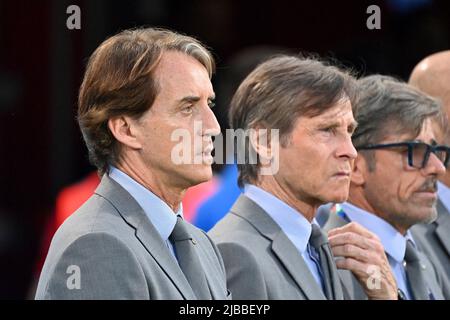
[216, 241, 268, 300]
[36, 232, 150, 299]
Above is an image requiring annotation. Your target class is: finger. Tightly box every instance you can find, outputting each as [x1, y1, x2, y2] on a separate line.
[329, 232, 385, 254]
[330, 244, 372, 263]
[335, 255, 394, 285]
[332, 244, 388, 273]
[328, 232, 372, 250]
[328, 222, 380, 242]
[335, 257, 370, 277]
[335, 258, 386, 285]
[336, 257, 398, 300]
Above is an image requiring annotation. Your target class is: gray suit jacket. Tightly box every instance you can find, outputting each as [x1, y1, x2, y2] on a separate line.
[35, 175, 230, 300]
[209, 194, 342, 300]
[411, 198, 450, 297]
[323, 210, 448, 300]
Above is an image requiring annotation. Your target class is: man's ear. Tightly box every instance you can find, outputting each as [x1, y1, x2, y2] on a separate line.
[108, 116, 142, 149]
[249, 127, 274, 165]
[351, 154, 368, 186]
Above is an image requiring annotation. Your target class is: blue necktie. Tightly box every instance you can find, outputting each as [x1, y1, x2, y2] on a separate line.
[309, 224, 343, 300]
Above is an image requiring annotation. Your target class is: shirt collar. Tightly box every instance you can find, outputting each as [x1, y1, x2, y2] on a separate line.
[340, 202, 414, 263]
[244, 184, 314, 253]
[438, 181, 450, 214]
[108, 166, 182, 242]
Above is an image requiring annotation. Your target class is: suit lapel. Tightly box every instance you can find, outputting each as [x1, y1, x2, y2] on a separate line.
[134, 219, 197, 299]
[271, 232, 327, 299]
[201, 265, 219, 299]
[435, 199, 450, 258]
[417, 250, 445, 300]
[95, 175, 196, 299]
[181, 222, 226, 299]
[231, 195, 326, 300]
[194, 241, 225, 299]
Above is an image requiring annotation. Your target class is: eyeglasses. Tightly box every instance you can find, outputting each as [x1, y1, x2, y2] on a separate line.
[356, 141, 450, 169]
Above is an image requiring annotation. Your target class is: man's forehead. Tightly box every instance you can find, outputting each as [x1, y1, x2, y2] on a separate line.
[156, 51, 206, 76]
[418, 118, 445, 140]
[154, 52, 214, 96]
[308, 101, 355, 123]
[157, 51, 200, 71]
[386, 119, 444, 143]
[320, 107, 354, 121]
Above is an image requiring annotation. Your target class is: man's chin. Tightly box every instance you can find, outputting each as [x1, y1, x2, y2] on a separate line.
[415, 207, 438, 225]
[185, 165, 213, 186]
[325, 193, 349, 204]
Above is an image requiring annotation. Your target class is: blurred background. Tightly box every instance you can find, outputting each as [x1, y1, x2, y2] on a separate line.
[0, 0, 449, 299]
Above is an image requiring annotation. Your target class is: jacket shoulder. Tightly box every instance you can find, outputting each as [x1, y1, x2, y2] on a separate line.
[35, 232, 148, 299]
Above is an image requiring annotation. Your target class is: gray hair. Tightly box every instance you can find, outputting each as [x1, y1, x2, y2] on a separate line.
[352, 74, 447, 170]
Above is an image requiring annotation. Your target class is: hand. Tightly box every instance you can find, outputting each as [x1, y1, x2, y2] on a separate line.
[327, 222, 398, 300]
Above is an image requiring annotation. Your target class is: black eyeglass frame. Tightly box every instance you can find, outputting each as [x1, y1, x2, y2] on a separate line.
[355, 141, 450, 169]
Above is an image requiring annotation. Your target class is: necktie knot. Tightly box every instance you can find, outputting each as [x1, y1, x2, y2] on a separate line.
[307, 223, 342, 300]
[309, 223, 329, 249]
[170, 216, 192, 242]
[404, 240, 420, 263]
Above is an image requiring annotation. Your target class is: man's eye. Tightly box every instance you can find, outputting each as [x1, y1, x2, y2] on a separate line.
[321, 127, 336, 134]
[208, 101, 216, 108]
[182, 105, 194, 114]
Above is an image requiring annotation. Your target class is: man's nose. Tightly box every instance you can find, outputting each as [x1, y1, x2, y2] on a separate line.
[202, 106, 221, 137]
[337, 133, 357, 160]
[423, 151, 446, 176]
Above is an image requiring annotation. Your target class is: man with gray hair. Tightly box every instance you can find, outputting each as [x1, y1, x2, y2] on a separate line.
[36, 27, 229, 299]
[210, 55, 397, 300]
[409, 51, 450, 286]
[324, 75, 450, 299]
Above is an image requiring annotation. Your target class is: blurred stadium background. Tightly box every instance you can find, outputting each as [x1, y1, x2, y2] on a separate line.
[0, 0, 449, 299]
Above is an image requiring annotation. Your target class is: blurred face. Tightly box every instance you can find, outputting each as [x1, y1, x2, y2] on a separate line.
[275, 99, 358, 207]
[132, 51, 220, 189]
[362, 118, 446, 232]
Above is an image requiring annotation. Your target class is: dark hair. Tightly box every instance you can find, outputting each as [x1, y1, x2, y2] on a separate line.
[229, 54, 358, 187]
[78, 27, 215, 175]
